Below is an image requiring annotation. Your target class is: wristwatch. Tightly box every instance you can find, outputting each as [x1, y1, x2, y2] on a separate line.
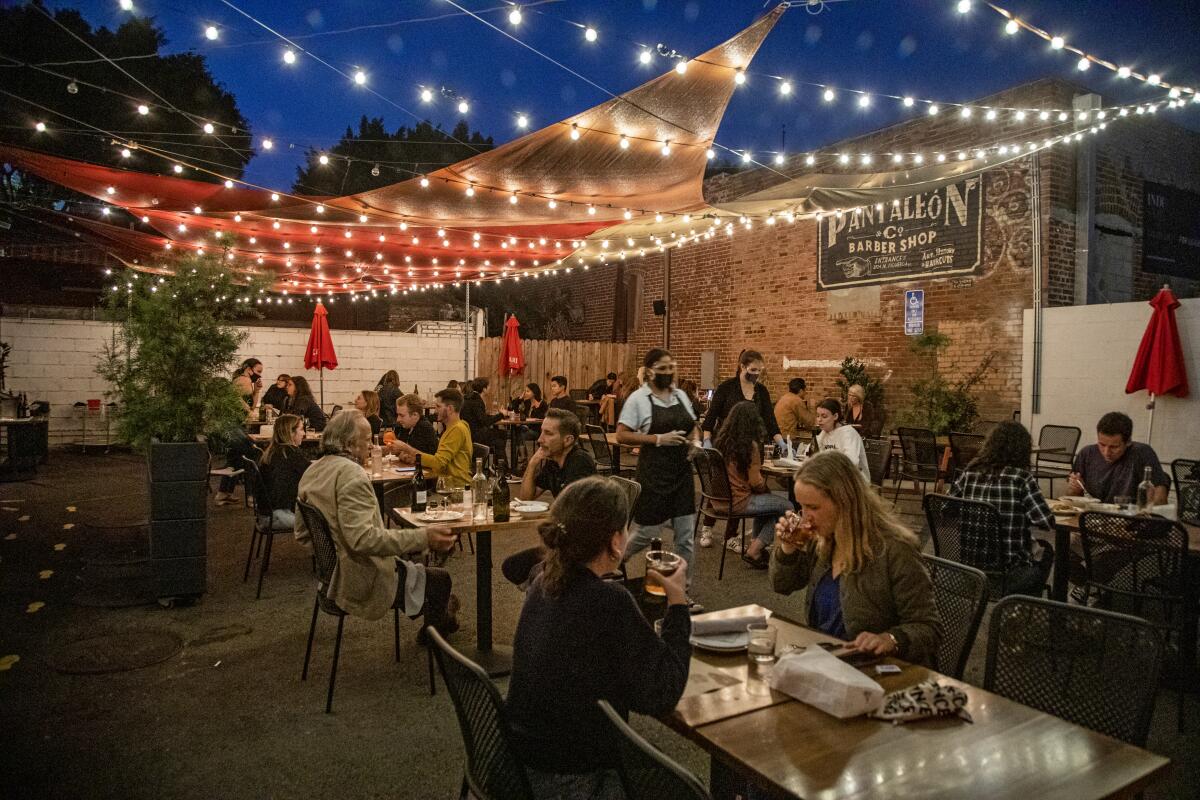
[882, 632, 900, 654]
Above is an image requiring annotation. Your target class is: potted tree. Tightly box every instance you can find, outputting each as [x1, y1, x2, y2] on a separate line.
[98, 257, 262, 601]
[897, 331, 994, 435]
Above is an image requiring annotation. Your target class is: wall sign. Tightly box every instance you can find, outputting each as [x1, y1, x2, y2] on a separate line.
[817, 177, 984, 290]
[904, 289, 924, 336]
[1143, 181, 1200, 279]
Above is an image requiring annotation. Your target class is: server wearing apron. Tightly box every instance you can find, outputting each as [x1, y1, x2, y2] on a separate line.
[617, 348, 703, 608]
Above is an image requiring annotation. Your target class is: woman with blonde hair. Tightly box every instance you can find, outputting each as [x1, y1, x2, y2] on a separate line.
[353, 389, 383, 437]
[771, 450, 941, 666]
[259, 414, 311, 527]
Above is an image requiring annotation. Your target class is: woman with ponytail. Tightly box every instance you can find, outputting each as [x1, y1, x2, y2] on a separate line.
[506, 476, 691, 798]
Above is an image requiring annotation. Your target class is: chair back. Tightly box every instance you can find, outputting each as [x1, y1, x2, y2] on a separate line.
[596, 700, 710, 800]
[330, 404, 343, 417]
[1035, 424, 1080, 469]
[947, 432, 985, 478]
[693, 448, 734, 506]
[1171, 457, 1199, 497]
[862, 437, 891, 487]
[240, 455, 269, 518]
[973, 420, 1000, 438]
[610, 476, 642, 526]
[472, 443, 491, 467]
[426, 628, 535, 800]
[921, 555, 988, 680]
[569, 388, 588, 401]
[983, 596, 1164, 746]
[296, 500, 338, 587]
[1077, 511, 1187, 616]
[897, 427, 941, 479]
[923, 493, 1006, 572]
[1178, 481, 1200, 526]
[585, 424, 615, 471]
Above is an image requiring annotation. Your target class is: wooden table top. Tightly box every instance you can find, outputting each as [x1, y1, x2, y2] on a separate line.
[496, 417, 542, 427]
[667, 604, 1170, 800]
[248, 431, 321, 444]
[392, 506, 544, 532]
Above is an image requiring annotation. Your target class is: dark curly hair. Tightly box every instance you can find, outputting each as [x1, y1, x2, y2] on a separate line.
[967, 421, 1032, 473]
[713, 401, 764, 476]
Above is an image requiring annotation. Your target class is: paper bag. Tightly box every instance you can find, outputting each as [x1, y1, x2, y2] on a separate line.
[765, 646, 884, 718]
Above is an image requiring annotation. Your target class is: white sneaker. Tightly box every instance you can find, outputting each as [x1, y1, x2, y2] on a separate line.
[698, 526, 714, 548]
[725, 537, 744, 554]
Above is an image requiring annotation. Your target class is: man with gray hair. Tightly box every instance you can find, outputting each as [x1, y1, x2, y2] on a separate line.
[295, 409, 460, 639]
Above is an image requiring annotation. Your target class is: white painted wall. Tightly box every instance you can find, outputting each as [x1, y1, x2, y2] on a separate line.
[1022, 297, 1200, 469]
[0, 313, 484, 444]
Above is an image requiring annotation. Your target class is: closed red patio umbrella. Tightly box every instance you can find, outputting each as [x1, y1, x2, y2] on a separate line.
[1125, 285, 1190, 443]
[499, 314, 525, 378]
[305, 302, 338, 407]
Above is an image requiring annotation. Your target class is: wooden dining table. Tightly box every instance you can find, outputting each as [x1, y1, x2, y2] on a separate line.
[392, 505, 543, 678]
[665, 604, 1170, 800]
[496, 417, 541, 471]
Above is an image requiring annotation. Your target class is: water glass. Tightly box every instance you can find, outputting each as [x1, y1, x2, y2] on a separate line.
[449, 486, 464, 507]
[427, 496, 442, 515]
[747, 623, 778, 681]
[1113, 495, 1132, 513]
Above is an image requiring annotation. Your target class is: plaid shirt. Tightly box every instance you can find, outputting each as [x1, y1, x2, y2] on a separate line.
[949, 467, 1055, 568]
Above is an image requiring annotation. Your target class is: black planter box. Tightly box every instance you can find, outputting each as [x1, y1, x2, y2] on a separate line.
[150, 519, 207, 559]
[154, 556, 206, 597]
[149, 481, 208, 521]
[148, 441, 209, 482]
[148, 440, 210, 599]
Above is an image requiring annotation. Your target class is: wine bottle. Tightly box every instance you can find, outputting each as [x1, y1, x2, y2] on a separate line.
[492, 468, 511, 523]
[411, 453, 427, 512]
[471, 458, 488, 522]
[1135, 466, 1155, 514]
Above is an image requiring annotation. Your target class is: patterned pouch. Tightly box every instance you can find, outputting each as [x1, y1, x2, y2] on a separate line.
[869, 679, 973, 725]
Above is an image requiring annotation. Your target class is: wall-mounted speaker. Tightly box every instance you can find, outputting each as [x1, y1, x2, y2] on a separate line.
[652, 299, 666, 316]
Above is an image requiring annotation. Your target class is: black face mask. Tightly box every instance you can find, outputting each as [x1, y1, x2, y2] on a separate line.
[251, 373, 262, 384]
[743, 372, 760, 384]
[652, 373, 674, 390]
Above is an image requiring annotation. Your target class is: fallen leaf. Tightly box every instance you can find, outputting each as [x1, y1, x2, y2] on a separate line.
[62, 523, 75, 530]
[38, 570, 53, 580]
[18, 515, 30, 522]
[66, 506, 77, 512]
[53, 543, 66, 551]
[213, 660, 222, 668]
[0, 655, 19, 671]
[26, 601, 45, 614]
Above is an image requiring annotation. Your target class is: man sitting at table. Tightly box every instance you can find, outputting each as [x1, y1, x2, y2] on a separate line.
[385, 388, 473, 487]
[504, 409, 597, 589]
[547, 375, 578, 416]
[1067, 411, 1169, 505]
[774, 377, 815, 441]
[393, 393, 439, 454]
[586, 372, 618, 401]
[295, 409, 460, 640]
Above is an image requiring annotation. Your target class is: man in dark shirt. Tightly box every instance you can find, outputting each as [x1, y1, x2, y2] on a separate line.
[587, 372, 617, 401]
[393, 393, 439, 454]
[1067, 411, 1169, 504]
[547, 375, 577, 416]
[460, 377, 506, 456]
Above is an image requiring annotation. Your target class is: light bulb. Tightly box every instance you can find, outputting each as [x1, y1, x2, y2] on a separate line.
[508, 7, 522, 25]
[465, 184, 475, 197]
[1077, 57, 1090, 71]
[1005, 19, 1018, 35]
[106, 186, 116, 195]
[370, 164, 380, 177]
[205, 25, 219, 41]
[283, 49, 296, 65]
[316, 204, 325, 213]
[660, 140, 671, 156]
[262, 138, 273, 150]
[120, 148, 131, 158]
[509, 193, 518, 205]
[778, 81, 792, 96]
[35, 122, 46, 132]
[318, 154, 329, 165]
[741, 151, 752, 163]
[961, 107, 973, 118]
[902, 96, 914, 107]
[956, 0, 971, 13]
[587, 205, 596, 215]
[858, 94, 871, 108]
[172, 164, 183, 173]
[1050, 36, 1064, 50]
[516, 114, 528, 129]
[1015, 110, 1026, 121]
[1117, 66, 1131, 79]
[137, 104, 149, 115]
[707, 148, 716, 160]
[639, 49, 652, 65]
[675, 61, 688, 75]
[985, 108, 997, 120]
[623, 210, 632, 220]
[1147, 74, 1161, 85]
[457, 100, 469, 114]
[570, 123, 580, 140]
[203, 122, 214, 134]
[892, 153, 903, 164]
[420, 87, 433, 103]
[734, 70, 746, 85]
[584, 27, 597, 43]
[619, 134, 630, 149]
[822, 88, 834, 102]
[547, 199, 557, 209]
[270, 193, 279, 201]
[224, 180, 233, 189]
[805, 154, 815, 166]
[120, 0, 133, 9]
[928, 104, 940, 115]
[838, 153, 850, 165]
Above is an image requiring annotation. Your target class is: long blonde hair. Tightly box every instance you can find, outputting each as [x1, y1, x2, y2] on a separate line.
[359, 389, 381, 417]
[795, 450, 918, 574]
[262, 414, 302, 465]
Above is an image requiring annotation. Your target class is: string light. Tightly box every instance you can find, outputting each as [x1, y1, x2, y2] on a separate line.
[516, 114, 529, 129]
[661, 140, 671, 156]
[34, 121, 46, 132]
[734, 70, 746, 85]
[353, 70, 367, 86]
[619, 134, 630, 149]
[457, 100, 469, 114]
[570, 122, 580, 140]
[508, 7, 522, 26]
[674, 61, 688, 75]
[584, 27, 598, 43]
[420, 87, 433, 103]
[638, 49, 652, 65]
[204, 25, 219, 41]
[261, 138, 273, 150]
[137, 104, 149, 115]
[283, 49, 296, 65]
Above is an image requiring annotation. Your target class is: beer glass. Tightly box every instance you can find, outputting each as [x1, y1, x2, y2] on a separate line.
[644, 550, 682, 597]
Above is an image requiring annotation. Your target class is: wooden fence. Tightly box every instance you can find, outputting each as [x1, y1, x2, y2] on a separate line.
[475, 338, 631, 402]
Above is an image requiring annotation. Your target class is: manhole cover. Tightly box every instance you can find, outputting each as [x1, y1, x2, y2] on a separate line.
[45, 630, 183, 674]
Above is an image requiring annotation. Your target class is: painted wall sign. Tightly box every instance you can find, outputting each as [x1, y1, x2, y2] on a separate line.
[817, 177, 984, 289]
[904, 289, 924, 336]
[1143, 181, 1200, 280]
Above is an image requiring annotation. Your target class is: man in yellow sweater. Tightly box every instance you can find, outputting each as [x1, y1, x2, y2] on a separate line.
[386, 387, 474, 486]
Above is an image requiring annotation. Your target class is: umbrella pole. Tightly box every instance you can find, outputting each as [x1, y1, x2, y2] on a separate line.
[1146, 392, 1155, 447]
[319, 366, 324, 409]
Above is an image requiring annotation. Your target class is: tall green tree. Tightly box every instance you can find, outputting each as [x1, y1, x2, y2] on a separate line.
[0, 0, 252, 204]
[293, 117, 493, 195]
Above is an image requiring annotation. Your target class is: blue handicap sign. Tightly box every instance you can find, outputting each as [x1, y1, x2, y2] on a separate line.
[904, 290, 924, 336]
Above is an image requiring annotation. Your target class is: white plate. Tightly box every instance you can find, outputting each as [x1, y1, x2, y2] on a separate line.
[512, 500, 549, 514]
[418, 510, 464, 522]
[690, 631, 750, 652]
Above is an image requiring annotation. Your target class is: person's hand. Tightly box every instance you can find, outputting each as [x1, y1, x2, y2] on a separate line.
[655, 431, 688, 447]
[847, 631, 899, 656]
[1067, 472, 1086, 495]
[653, 560, 689, 605]
[425, 526, 457, 552]
[775, 511, 815, 553]
[528, 446, 548, 470]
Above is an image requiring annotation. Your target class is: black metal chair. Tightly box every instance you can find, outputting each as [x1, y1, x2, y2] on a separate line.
[596, 700, 711, 800]
[1178, 481, 1200, 526]
[426, 628, 535, 800]
[296, 500, 432, 713]
[947, 432, 985, 482]
[1032, 424, 1081, 497]
[586, 423, 630, 477]
[610, 475, 642, 527]
[1170, 457, 1199, 502]
[922, 555, 988, 680]
[240, 454, 295, 599]
[893, 427, 943, 502]
[973, 419, 1001, 439]
[693, 448, 784, 580]
[862, 437, 891, 489]
[983, 595, 1164, 746]
[923, 493, 1052, 599]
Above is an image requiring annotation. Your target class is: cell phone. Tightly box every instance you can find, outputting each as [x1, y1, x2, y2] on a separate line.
[840, 650, 882, 668]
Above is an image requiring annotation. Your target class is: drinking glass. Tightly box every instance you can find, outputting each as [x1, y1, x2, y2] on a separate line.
[644, 550, 682, 597]
[747, 623, 778, 681]
[427, 496, 442, 516]
[449, 486, 464, 507]
[1114, 495, 1132, 513]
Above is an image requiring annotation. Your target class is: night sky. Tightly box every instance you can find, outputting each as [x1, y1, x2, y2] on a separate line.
[49, 0, 1200, 189]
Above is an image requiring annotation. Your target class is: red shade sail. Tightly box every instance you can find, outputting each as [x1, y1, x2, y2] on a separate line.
[499, 315, 525, 377]
[1126, 287, 1190, 399]
[304, 302, 338, 372]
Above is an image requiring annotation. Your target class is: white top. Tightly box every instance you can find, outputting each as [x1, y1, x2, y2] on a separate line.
[816, 424, 871, 483]
[617, 385, 695, 434]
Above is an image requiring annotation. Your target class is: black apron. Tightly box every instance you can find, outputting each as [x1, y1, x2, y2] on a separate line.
[632, 396, 696, 526]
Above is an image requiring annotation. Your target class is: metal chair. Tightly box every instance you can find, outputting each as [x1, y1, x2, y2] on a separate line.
[862, 437, 891, 488]
[893, 427, 943, 502]
[585, 424, 623, 476]
[1170, 457, 1199, 501]
[610, 475, 642, 527]
[922, 555, 988, 680]
[296, 500, 432, 713]
[947, 432, 985, 482]
[984, 595, 1164, 746]
[426, 627, 535, 800]
[973, 420, 1001, 438]
[693, 448, 784, 580]
[472, 442, 491, 466]
[1178, 482, 1200, 526]
[1032, 424, 1081, 497]
[240, 454, 295, 599]
[597, 700, 711, 800]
